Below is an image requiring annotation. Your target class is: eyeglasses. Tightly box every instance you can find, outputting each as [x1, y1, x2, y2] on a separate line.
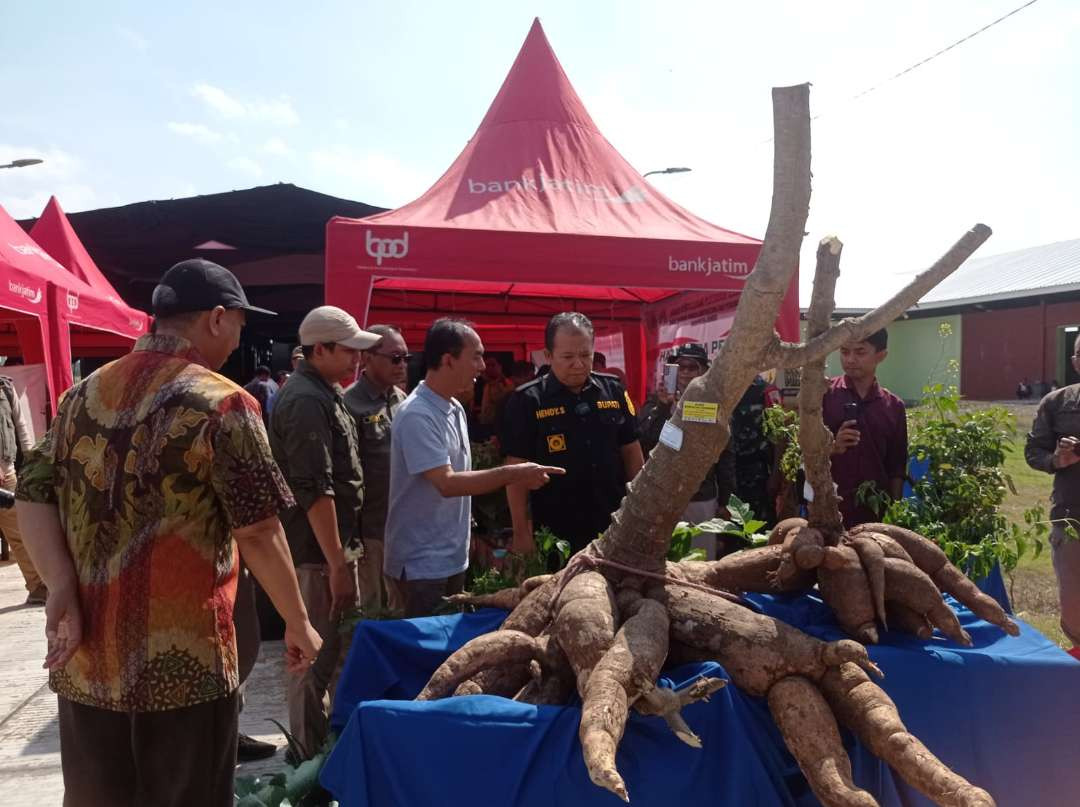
[369, 351, 411, 365]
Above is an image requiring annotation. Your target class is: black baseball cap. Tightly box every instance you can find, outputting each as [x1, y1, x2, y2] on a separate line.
[151, 259, 276, 317]
[670, 343, 710, 367]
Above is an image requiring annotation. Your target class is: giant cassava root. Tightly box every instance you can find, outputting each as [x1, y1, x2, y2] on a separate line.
[693, 517, 1011, 647]
[415, 84, 1000, 806]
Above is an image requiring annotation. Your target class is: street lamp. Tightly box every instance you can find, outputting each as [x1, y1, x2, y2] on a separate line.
[0, 158, 44, 170]
[642, 166, 691, 178]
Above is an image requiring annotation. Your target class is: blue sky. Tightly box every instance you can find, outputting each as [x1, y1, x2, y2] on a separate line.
[2, 0, 1077, 307]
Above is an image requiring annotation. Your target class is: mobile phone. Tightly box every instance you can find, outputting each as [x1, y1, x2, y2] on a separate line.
[842, 402, 859, 424]
[662, 364, 679, 394]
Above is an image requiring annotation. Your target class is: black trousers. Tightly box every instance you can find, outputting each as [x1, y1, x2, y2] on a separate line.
[58, 692, 240, 807]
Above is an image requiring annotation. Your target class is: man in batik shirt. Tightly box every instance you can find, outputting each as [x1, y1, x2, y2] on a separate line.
[15, 259, 321, 807]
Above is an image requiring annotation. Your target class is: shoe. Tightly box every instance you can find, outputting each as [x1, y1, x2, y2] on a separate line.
[25, 585, 47, 606]
[237, 733, 278, 762]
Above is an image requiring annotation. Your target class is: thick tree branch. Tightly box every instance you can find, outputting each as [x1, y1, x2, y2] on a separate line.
[800, 237, 844, 537]
[596, 84, 813, 570]
[770, 224, 991, 369]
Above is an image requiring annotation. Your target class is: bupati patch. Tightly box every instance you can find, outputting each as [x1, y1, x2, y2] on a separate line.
[596, 400, 620, 410]
[546, 433, 567, 453]
[536, 406, 567, 420]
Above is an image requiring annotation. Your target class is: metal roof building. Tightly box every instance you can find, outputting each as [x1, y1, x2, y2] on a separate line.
[914, 237, 1080, 310]
[807, 238, 1080, 401]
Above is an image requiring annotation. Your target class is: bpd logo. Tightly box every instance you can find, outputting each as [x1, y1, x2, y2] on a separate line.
[365, 230, 409, 266]
[66, 291, 79, 311]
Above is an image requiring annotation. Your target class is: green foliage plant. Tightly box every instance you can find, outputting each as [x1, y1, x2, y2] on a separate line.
[880, 323, 1050, 579]
[234, 722, 336, 806]
[466, 526, 571, 595]
[762, 405, 802, 482]
[668, 494, 771, 562]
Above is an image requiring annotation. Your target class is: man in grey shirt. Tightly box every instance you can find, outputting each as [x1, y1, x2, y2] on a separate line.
[384, 319, 562, 617]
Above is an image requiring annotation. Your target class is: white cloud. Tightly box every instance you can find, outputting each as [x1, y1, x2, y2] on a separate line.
[191, 84, 246, 119]
[116, 26, 149, 52]
[308, 146, 430, 206]
[262, 137, 292, 156]
[191, 83, 299, 126]
[227, 156, 264, 179]
[167, 121, 223, 144]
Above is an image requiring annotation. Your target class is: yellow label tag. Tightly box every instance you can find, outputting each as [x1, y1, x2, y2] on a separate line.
[682, 401, 719, 424]
[547, 433, 567, 453]
[624, 390, 636, 416]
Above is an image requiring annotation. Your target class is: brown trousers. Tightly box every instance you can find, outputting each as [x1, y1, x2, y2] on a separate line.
[0, 471, 41, 592]
[1051, 523, 1080, 646]
[287, 563, 355, 754]
[357, 538, 397, 613]
[58, 692, 239, 807]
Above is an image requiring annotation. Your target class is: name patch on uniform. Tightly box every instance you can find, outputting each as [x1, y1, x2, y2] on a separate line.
[536, 406, 567, 420]
[547, 433, 567, 453]
[363, 414, 385, 424]
[596, 400, 621, 410]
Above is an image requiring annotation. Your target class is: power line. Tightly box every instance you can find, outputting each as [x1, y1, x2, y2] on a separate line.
[849, 0, 1042, 103]
[751, 0, 1044, 145]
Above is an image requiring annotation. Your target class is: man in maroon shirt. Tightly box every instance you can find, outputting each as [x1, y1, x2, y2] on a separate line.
[822, 328, 908, 527]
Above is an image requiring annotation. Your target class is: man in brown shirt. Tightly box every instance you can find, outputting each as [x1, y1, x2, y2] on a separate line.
[1025, 346, 1080, 651]
[270, 305, 380, 755]
[345, 325, 409, 612]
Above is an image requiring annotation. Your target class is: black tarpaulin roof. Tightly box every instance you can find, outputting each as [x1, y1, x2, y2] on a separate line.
[19, 183, 386, 337]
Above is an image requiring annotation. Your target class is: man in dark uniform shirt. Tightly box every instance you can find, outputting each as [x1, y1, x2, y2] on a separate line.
[501, 312, 645, 554]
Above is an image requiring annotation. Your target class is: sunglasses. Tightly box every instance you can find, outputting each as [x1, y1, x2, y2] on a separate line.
[369, 351, 411, 365]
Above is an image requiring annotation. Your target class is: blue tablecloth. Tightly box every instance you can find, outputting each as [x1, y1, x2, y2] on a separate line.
[322, 595, 1079, 807]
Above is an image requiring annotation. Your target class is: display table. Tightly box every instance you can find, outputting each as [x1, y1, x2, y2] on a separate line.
[322, 593, 1079, 807]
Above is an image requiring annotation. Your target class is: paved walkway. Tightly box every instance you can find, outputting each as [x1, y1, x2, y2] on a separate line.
[0, 561, 291, 803]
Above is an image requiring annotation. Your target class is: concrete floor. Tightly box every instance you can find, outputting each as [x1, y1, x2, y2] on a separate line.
[0, 560, 292, 803]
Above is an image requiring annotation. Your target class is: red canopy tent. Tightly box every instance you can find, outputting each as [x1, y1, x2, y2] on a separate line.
[0, 203, 148, 409]
[30, 196, 150, 360]
[325, 19, 798, 402]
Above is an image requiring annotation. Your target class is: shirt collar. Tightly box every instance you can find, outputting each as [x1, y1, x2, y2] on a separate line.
[357, 370, 401, 402]
[353, 371, 382, 401]
[840, 374, 883, 402]
[416, 380, 453, 414]
[542, 371, 601, 397]
[134, 334, 212, 369]
[295, 359, 344, 398]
